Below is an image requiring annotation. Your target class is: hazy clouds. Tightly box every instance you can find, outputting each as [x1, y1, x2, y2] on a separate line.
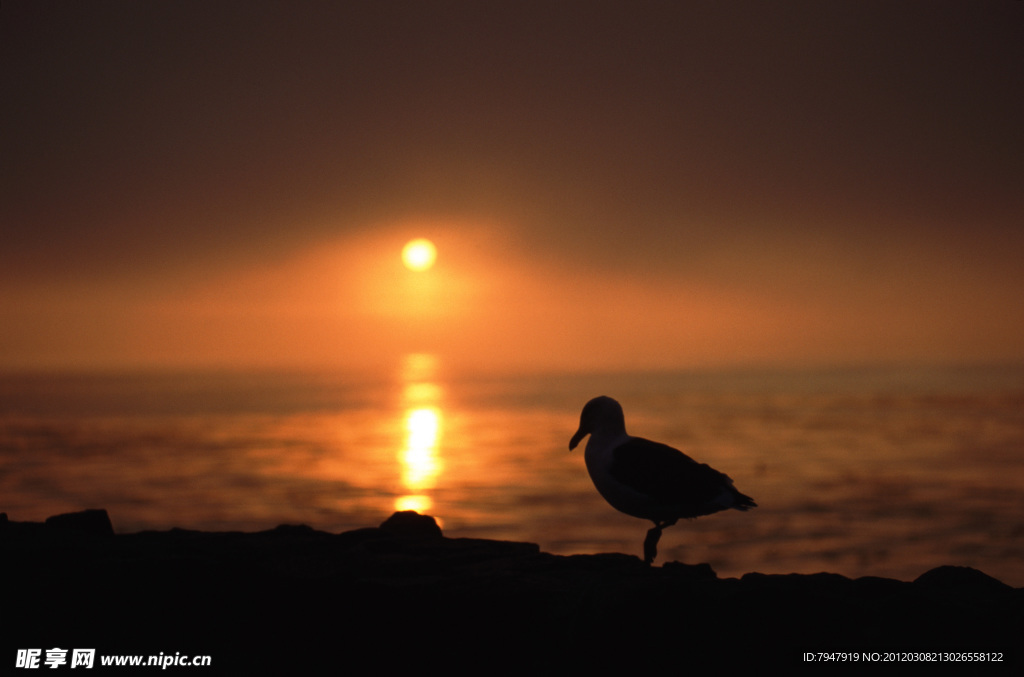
[2, 1, 1022, 370]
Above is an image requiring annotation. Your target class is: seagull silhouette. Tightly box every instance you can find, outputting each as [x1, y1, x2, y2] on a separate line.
[570, 396, 756, 564]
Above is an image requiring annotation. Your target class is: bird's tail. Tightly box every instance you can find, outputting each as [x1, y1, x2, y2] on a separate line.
[733, 491, 757, 511]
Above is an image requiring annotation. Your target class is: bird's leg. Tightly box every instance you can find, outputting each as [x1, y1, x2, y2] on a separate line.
[643, 523, 663, 564]
[643, 519, 678, 564]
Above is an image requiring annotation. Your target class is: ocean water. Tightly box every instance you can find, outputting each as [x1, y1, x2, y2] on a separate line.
[2, 358, 1023, 586]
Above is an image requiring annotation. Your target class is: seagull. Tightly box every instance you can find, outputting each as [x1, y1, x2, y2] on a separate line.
[569, 395, 756, 564]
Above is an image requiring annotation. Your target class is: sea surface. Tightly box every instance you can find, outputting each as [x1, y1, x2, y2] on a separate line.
[2, 358, 1023, 586]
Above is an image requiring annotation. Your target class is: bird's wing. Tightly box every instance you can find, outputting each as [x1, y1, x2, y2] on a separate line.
[608, 437, 735, 508]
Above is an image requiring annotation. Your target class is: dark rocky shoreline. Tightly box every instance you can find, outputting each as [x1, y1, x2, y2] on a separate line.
[4, 509, 1021, 672]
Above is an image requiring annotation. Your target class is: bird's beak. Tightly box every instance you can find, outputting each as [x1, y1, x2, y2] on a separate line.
[569, 428, 586, 451]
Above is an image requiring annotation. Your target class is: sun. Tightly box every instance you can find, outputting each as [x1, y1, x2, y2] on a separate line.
[401, 238, 437, 272]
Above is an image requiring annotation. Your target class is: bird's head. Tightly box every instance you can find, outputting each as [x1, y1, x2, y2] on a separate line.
[569, 395, 625, 450]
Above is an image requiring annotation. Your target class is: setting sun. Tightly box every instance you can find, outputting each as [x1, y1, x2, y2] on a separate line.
[402, 238, 437, 271]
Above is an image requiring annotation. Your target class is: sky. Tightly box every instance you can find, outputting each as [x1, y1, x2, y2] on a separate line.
[3, 0, 1023, 373]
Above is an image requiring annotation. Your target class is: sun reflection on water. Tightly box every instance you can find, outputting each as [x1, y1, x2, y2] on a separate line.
[396, 354, 444, 519]
[395, 494, 434, 514]
[401, 407, 441, 491]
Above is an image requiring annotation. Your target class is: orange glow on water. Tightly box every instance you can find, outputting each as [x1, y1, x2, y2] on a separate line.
[401, 407, 442, 492]
[401, 352, 441, 384]
[395, 353, 444, 514]
[395, 494, 434, 514]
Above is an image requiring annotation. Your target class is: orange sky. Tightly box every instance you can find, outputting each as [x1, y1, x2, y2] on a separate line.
[2, 2, 1023, 373]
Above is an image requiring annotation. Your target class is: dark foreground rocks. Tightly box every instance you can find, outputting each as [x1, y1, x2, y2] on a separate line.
[4, 510, 1022, 672]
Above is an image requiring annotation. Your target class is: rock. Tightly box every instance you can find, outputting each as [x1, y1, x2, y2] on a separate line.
[2, 509, 1021, 671]
[662, 560, 717, 580]
[44, 508, 115, 536]
[379, 510, 443, 539]
[914, 565, 1013, 593]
